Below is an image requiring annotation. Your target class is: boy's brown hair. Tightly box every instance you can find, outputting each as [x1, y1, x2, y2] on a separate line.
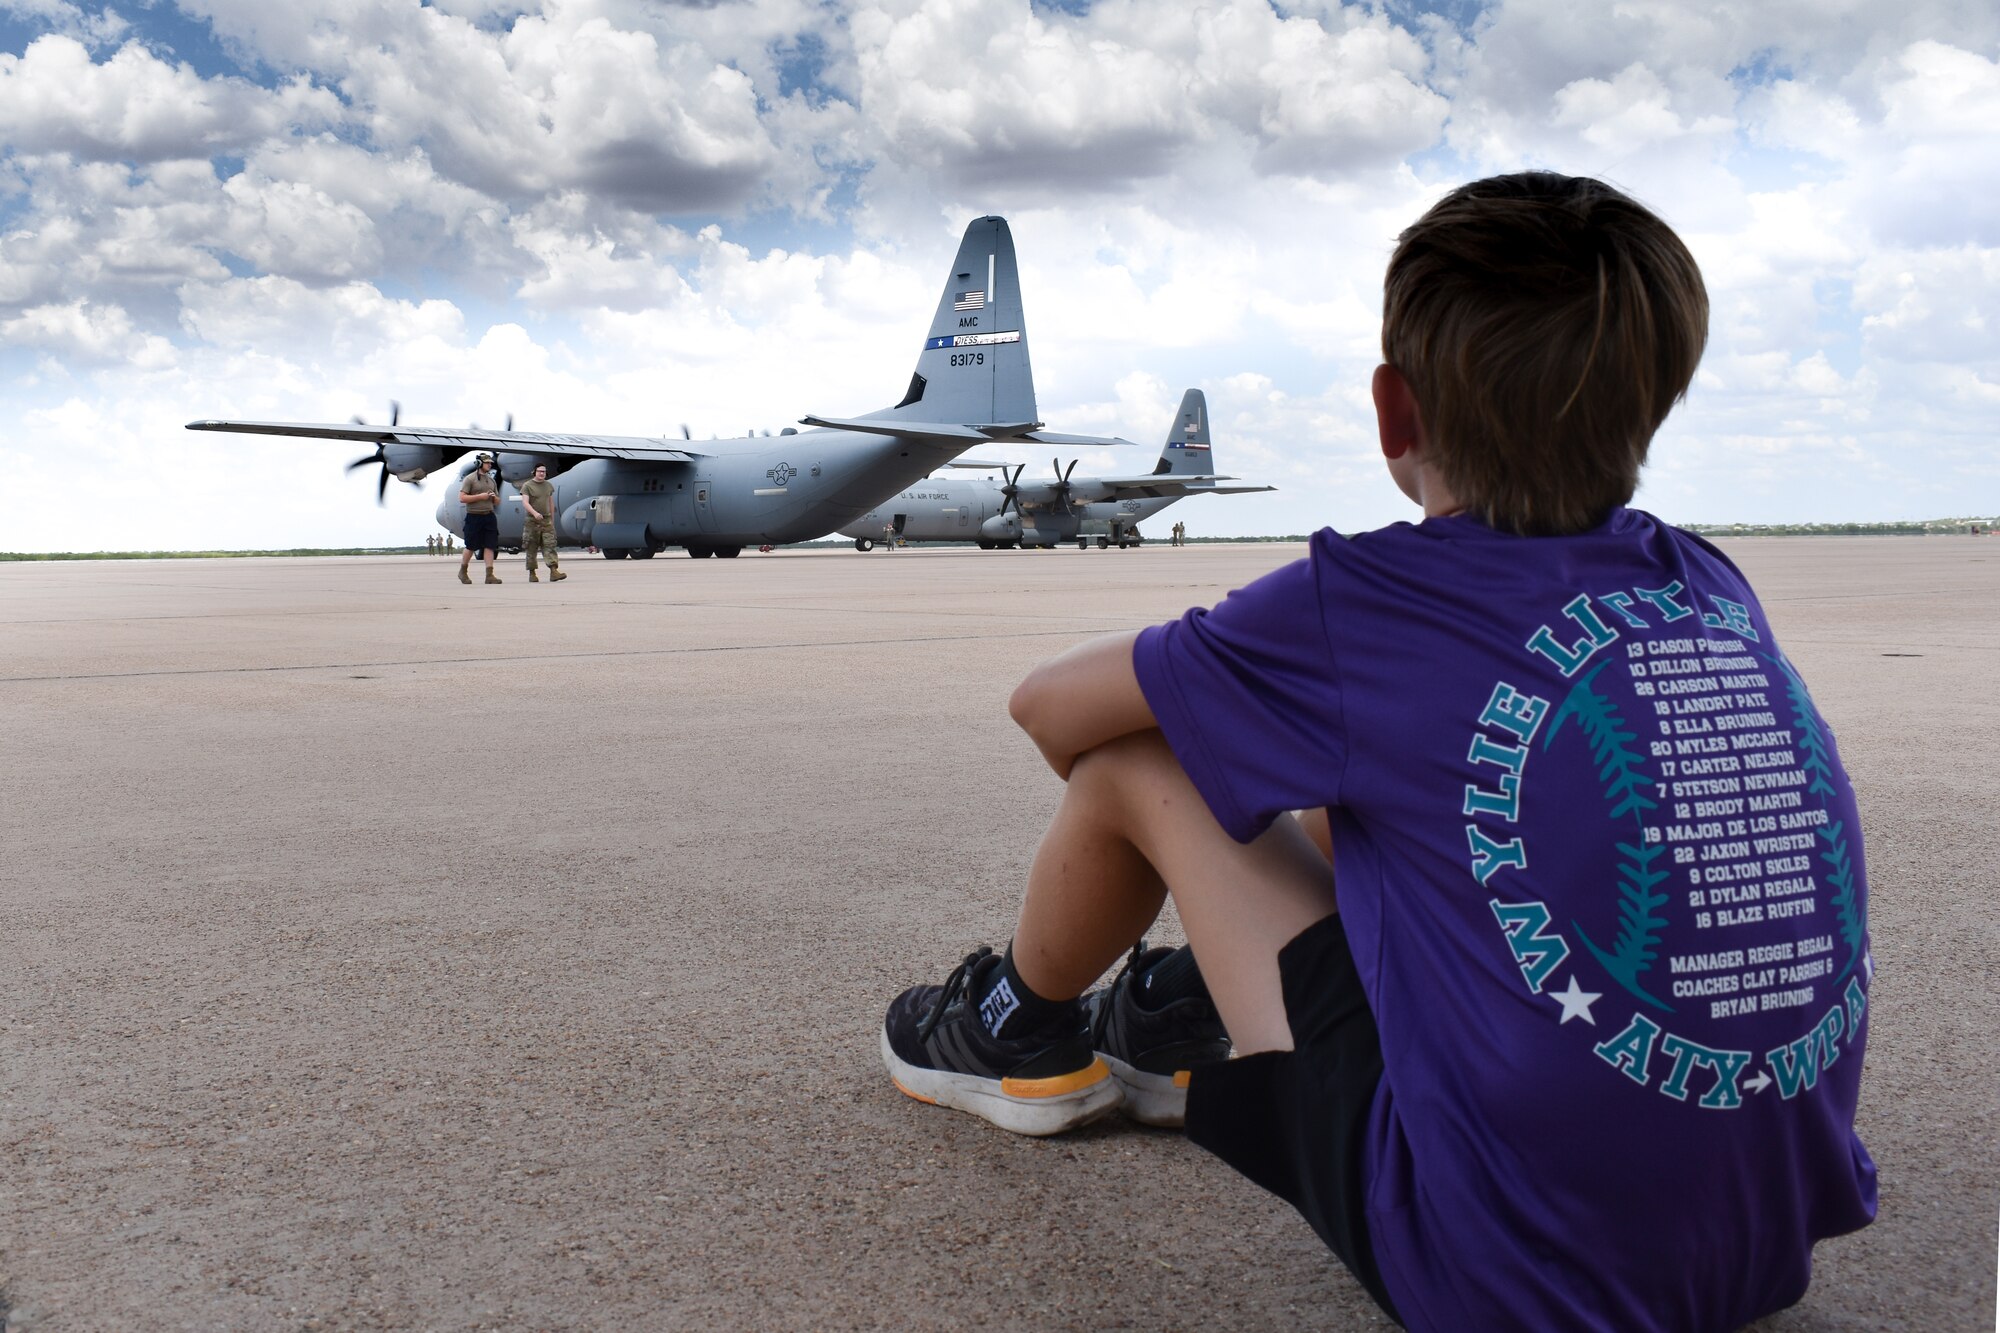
[1382, 172, 1708, 536]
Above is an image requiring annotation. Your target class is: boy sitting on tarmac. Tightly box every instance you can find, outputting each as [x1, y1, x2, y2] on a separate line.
[880, 173, 1876, 1330]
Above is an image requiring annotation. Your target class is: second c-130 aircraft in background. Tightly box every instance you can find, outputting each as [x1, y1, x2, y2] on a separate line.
[840, 388, 1273, 551]
[186, 217, 1137, 559]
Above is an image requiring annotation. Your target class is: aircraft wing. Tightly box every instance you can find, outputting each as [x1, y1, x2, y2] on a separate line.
[1018, 430, 1143, 449]
[798, 416, 1137, 450]
[185, 419, 706, 462]
[1066, 474, 1278, 502]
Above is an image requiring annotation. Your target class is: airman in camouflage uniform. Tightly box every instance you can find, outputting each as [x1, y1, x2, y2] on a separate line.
[519, 464, 566, 583]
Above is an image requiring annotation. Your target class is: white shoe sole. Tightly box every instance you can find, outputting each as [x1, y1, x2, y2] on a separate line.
[1101, 1051, 1189, 1128]
[880, 1027, 1123, 1137]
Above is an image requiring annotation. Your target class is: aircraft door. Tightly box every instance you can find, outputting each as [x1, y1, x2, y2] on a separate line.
[693, 479, 717, 533]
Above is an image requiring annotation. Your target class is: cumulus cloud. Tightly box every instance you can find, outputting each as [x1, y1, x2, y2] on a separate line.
[177, 275, 468, 361]
[510, 194, 697, 312]
[0, 157, 234, 321]
[850, 0, 1445, 192]
[219, 174, 383, 282]
[1855, 41, 2000, 247]
[175, 0, 792, 214]
[2, 297, 175, 367]
[0, 34, 337, 162]
[0, 0, 128, 48]
[1550, 63, 1734, 157]
[1856, 246, 2000, 363]
[1187, 3, 1447, 174]
[230, 138, 521, 288]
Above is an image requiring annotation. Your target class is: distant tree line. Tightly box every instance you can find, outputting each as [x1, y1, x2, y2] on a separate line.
[0, 548, 431, 561]
[1685, 519, 1996, 537]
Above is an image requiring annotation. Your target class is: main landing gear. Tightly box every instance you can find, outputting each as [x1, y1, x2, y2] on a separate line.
[603, 543, 739, 559]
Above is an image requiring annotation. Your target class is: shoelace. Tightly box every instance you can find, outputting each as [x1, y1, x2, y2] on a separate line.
[1085, 941, 1146, 1039]
[1113, 939, 1146, 993]
[918, 945, 994, 1044]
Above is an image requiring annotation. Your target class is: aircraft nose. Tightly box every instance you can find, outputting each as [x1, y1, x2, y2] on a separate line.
[435, 493, 461, 535]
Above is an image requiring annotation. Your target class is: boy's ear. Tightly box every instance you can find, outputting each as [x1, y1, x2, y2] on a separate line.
[1372, 364, 1425, 461]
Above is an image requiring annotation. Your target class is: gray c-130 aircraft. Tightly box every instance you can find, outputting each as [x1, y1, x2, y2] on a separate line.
[840, 388, 1273, 550]
[185, 217, 1133, 558]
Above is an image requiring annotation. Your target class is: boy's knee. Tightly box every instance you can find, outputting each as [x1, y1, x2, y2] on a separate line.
[1068, 730, 1185, 817]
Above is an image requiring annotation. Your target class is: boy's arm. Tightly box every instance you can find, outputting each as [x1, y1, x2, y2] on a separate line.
[1008, 630, 1156, 780]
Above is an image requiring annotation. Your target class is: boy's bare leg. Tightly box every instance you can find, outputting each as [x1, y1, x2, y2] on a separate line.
[1010, 729, 1340, 1055]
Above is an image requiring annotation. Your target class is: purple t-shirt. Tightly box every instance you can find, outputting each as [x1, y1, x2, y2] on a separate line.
[1134, 510, 1877, 1332]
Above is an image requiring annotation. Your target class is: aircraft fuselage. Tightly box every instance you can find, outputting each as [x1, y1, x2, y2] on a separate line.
[435, 429, 953, 553]
[845, 479, 1160, 548]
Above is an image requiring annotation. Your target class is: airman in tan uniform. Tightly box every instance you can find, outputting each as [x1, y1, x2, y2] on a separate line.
[459, 454, 502, 584]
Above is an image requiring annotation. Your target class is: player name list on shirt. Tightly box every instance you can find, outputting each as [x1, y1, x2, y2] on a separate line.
[1628, 634, 1840, 1020]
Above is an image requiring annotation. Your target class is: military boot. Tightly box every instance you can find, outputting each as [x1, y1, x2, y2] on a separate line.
[458, 566, 471, 585]
[485, 570, 503, 584]
[550, 567, 567, 582]
[528, 569, 540, 582]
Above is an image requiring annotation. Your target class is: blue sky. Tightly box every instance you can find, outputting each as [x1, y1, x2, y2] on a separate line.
[2, 0, 1996, 548]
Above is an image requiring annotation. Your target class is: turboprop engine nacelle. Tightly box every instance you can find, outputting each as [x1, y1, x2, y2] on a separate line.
[498, 452, 576, 485]
[979, 513, 1023, 541]
[383, 442, 453, 482]
[559, 497, 597, 544]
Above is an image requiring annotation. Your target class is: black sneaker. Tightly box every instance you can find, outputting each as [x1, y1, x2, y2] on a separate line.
[881, 947, 1122, 1136]
[1084, 944, 1231, 1127]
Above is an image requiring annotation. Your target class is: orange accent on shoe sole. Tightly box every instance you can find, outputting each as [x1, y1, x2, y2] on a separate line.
[1173, 1070, 1192, 1089]
[891, 1077, 937, 1106]
[1000, 1058, 1110, 1099]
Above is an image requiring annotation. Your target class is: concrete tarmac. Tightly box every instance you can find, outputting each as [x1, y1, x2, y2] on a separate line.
[2, 538, 1995, 1331]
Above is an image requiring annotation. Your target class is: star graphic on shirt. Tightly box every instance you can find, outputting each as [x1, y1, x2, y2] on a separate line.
[1549, 975, 1602, 1026]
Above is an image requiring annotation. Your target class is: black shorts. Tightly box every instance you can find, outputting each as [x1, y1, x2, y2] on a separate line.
[1185, 913, 1400, 1323]
[462, 511, 499, 552]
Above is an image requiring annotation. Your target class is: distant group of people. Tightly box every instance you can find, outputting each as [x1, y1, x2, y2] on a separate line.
[1169, 521, 1188, 546]
[421, 453, 568, 585]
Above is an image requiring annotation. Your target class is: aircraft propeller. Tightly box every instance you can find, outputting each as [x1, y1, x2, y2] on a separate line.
[345, 400, 402, 504]
[1050, 457, 1079, 509]
[997, 463, 1027, 515]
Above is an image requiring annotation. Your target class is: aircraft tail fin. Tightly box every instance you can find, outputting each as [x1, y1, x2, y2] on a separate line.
[1154, 389, 1214, 475]
[877, 216, 1036, 428]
